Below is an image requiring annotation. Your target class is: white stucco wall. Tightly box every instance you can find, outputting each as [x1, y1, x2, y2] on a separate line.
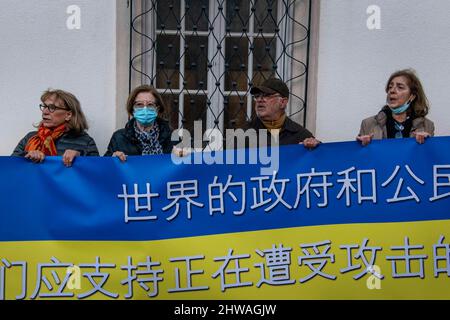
[316, 0, 450, 142]
[0, 0, 116, 155]
[1, 0, 449, 154]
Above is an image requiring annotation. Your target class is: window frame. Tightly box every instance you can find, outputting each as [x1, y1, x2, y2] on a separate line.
[131, 0, 313, 134]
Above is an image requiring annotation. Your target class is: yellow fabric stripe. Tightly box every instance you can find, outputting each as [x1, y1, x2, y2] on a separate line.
[1, 219, 449, 300]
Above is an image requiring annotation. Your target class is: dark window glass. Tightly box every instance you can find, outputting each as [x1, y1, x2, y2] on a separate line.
[226, 0, 250, 33]
[254, 0, 278, 33]
[185, 0, 209, 32]
[224, 95, 249, 130]
[156, 35, 180, 89]
[156, 0, 180, 31]
[252, 36, 277, 82]
[183, 94, 207, 137]
[184, 36, 208, 90]
[225, 38, 249, 92]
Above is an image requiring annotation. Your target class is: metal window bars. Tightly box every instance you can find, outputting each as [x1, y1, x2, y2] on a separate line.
[129, 0, 312, 136]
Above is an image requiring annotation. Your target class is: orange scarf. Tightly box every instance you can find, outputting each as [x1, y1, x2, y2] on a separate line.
[25, 124, 66, 156]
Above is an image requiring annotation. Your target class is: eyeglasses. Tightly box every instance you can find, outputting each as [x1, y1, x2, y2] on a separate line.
[252, 93, 282, 101]
[39, 103, 69, 113]
[133, 102, 159, 112]
[394, 122, 404, 139]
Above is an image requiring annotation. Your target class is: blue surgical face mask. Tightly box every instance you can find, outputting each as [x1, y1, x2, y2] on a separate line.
[389, 96, 413, 115]
[133, 107, 157, 126]
[390, 101, 410, 115]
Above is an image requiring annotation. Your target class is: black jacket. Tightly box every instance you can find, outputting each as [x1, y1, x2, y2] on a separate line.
[12, 130, 99, 157]
[104, 118, 174, 156]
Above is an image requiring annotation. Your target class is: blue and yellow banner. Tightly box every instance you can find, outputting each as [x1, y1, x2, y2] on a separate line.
[1, 137, 450, 299]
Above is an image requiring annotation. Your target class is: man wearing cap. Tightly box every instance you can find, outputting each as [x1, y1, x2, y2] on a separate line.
[248, 78, 320, 149]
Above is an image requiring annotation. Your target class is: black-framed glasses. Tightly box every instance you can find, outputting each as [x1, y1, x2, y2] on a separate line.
[39, 103, 69, 113]
[394, 122, 404, 139]
[252, 93, 282, 101]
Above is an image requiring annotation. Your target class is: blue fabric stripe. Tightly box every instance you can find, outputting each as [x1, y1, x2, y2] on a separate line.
[1, 137, 450, 241]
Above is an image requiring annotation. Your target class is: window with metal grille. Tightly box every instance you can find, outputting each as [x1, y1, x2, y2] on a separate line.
[129, 0, 312, 139]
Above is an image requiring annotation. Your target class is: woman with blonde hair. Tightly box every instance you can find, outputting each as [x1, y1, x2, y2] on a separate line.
[12, 89, 99, 166]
